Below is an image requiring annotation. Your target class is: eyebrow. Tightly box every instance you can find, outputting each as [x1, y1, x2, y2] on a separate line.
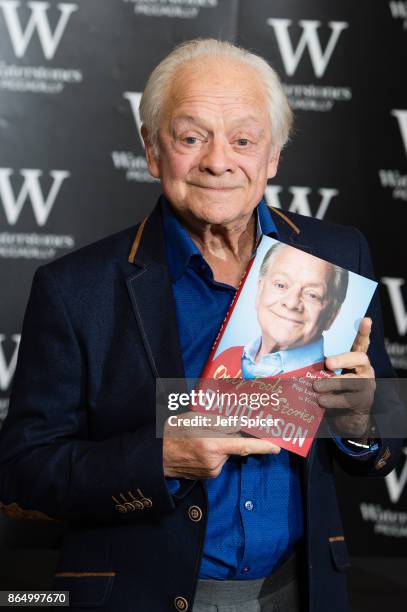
[270, 273, 327, 289]
[172, 115, 265, 134]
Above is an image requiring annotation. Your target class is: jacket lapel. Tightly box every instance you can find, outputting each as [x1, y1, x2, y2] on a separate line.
[125, 204, 185, 380]
[269, 206, 315, 255]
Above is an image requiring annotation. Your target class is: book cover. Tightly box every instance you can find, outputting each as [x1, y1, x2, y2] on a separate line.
[194, 235, 378, 457]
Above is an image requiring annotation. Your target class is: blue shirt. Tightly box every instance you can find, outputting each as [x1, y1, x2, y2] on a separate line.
[242, 336, 325, 379]
[161, 195, 304, 579]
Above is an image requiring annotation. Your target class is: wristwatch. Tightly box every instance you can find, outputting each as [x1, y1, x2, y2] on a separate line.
[345, 418, 378, 451]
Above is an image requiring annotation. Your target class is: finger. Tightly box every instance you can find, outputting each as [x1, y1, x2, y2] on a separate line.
[167, 428, 242, 440]
[165, 455, 229, 480]
[313, 375, 367, 393]
[316, 391, 366, 410]
[325, 351, 372, 374]
[351, 317, 372, 353]
[221, 437, 281, 456]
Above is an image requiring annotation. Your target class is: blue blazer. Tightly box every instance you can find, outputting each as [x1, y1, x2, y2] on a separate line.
[0, 202, 403, 612]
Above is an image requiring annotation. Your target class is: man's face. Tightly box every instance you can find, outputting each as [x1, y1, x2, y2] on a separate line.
[143, 57, 280, 226]
[255, 247, 338, 352]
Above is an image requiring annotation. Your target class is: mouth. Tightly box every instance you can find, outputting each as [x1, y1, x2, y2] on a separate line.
[272, 312, 304, 325]
[190, 184, 239, 191]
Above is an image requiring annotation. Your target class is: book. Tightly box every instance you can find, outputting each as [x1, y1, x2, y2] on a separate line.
[193, 235, 377, 457]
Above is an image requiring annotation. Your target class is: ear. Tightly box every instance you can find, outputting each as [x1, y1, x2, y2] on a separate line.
[141, 125, 160, 179]
[267, 148, 281, 179]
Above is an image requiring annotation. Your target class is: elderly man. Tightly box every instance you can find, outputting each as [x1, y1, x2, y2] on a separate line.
[0, 39, 401, 612]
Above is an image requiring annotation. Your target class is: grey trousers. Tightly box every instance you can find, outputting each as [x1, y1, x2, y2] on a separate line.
[192, 555, 303, 612]
[192, 577, 301, 612]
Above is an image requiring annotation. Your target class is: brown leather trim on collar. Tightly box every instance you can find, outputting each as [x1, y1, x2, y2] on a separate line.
[128, 217, 148, 263]
[269, 207, 301, 234]
[0, 500, 59, 522]
[127, 205, 300, 264]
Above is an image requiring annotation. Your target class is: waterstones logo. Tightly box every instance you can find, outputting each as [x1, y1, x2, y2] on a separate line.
[378, 110, 407, 203]
[392, 110, 407, 158]
[0, 334, 20, 392]
[0, 1, 78, 60]
[122, 0, 218, 20]
[382, 276, 407, 370]
[267, 19, 348, 78]
[385, 448, 407, 504]
[360, 502, 407, 537]
[389, 2, 407, 28]
[382, 277, 407, 336]
[0, 168, 69, 226]
[0, 333, 20, 423]
[0, 1, 82, 94]
[264, 185, 338, 220]
[0, 168, 74, 260]
[111, 92, 158, 184]
[123, 91, 143, 145]
[359, 449, 407, 537]
[267, 18, 351, 112]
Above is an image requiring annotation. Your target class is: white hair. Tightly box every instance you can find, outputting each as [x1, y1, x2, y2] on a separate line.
[139, 38, 293, 157]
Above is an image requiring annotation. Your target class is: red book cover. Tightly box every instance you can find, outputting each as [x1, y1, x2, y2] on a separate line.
[192, 235, 377, 457]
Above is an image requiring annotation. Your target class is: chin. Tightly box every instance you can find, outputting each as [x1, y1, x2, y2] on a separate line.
[262, 331, 304, 352]
[203, 201, 249, 223]
[275, 339, 299, 351]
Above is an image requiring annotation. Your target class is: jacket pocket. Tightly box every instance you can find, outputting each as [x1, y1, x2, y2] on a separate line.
[53, 573, 115, 608]
[53, 526, 114, 607]
[329, 537, 350, 572]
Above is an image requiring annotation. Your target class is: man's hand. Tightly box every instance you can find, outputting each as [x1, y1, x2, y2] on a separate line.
[313, 317, 376, 438]
[163, 412, 280, 479]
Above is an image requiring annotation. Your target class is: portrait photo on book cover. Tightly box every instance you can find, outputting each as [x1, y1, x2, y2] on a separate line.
[208, 236, 377, 380]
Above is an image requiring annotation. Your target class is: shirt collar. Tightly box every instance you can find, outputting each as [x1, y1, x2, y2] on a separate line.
[243, 336, 325, 374]
[257, 197, 278, 239]
[161, 195, 279, 282]
[161, 196, 201, 282]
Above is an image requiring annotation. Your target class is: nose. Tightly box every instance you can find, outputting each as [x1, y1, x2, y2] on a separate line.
[282, 286, 303, 311]
[199, 138, 236, 176]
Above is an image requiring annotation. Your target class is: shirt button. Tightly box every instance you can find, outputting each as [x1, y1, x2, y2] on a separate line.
[244, 500, 254, 511]
[241, 566, 250, 574]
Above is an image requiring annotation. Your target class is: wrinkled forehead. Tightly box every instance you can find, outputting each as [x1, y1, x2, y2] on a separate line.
[161, 56, 270, 124]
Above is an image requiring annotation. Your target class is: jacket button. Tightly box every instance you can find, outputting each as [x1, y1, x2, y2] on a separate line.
[188, 505, 203, 522]
[174, 596, 188, 611]
[141, 497, 153, 508]
[124, 502, 136, 512]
